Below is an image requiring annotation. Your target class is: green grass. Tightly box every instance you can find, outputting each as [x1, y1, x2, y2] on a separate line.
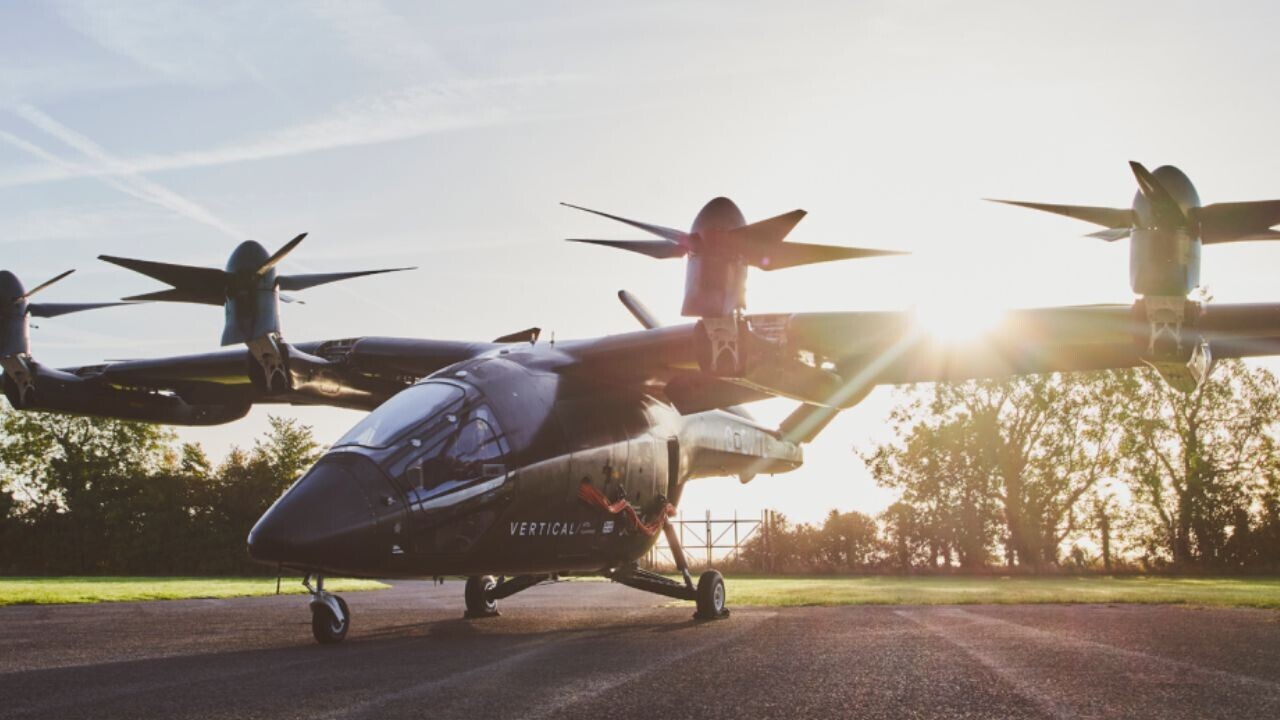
[673, 576, 1280, 609]
[0, 576, 389, 606]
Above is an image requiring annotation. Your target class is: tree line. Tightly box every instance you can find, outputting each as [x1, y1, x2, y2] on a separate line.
[3, 361, 1280, 576]
[737, 361, 1280, 574]
[0, 410, 320, 575]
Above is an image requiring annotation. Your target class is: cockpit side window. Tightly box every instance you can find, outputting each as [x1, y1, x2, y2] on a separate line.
[445, 417, 503, 482]
[403, 405, 509, 501]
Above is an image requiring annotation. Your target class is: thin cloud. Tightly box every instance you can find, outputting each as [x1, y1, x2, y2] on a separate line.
[3, 105, 243, 238]
[0, 75, 574, 189]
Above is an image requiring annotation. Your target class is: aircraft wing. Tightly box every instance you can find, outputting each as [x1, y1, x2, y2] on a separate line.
[788, 303, 1280, 385]
[11, 337, 494, 426]
[563, 302, 1280, 414]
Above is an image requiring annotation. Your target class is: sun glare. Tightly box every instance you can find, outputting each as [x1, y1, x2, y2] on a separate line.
[912, 300, 1007, 343]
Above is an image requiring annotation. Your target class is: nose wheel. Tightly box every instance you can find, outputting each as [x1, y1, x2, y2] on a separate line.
[304, 574, 349, 644]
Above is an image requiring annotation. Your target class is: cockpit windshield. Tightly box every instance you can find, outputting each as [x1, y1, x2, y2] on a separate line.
[333, 382, 464, 449]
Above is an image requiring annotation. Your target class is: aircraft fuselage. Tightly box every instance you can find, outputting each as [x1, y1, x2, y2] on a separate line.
[247, 344, 802, 578]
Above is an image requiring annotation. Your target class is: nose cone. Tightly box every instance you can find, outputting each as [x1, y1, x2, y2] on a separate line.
[690, 197, 747, 234]
[248, 454, 403, 570]
[225, 240, 270, 274]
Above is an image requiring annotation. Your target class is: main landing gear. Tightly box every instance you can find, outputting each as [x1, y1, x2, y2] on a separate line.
[304, 574, 349, 644]
[463, 574, 552, 619]
[606, 522, 729, 620]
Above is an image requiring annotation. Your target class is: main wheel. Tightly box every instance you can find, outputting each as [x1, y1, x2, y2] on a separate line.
[464, 575, 498, 618]
[694, 570, 728, 619]
[311, 595, 349, 644]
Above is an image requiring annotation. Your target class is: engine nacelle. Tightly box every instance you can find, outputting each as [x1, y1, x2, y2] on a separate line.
[682, 251, 748, 318]
[1130, 228, 1201, 298]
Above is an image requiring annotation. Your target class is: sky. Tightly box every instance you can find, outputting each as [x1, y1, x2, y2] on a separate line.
[3, 1, 1280, 524]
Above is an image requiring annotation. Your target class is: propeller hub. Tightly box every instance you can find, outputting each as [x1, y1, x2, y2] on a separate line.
[690, 197, 747, 235]
[0, 271, 24, 311]
[1132, 164, 1201, 231]
[226, 240, 272, 274]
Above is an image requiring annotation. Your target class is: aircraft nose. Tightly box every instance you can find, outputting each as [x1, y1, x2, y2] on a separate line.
[248, 454, 402, 568]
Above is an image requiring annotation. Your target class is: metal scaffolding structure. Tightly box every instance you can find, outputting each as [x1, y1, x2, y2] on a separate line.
[645, 510, 779, 569]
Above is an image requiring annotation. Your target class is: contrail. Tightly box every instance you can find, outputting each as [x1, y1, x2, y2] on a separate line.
[5, 104, 243, 239]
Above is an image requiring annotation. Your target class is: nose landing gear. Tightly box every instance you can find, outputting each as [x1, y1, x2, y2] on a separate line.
[304, 574, 349, 644]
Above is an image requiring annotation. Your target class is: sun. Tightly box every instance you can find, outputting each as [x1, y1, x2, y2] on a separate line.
[912, 299, 1007, 344]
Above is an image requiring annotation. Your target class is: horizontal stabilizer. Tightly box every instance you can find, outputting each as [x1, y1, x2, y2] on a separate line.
[987, 199, 1133, 230]
[28, 301, 132, 318]
[278, 267, 415, 291]
[565, 238, 686, 259]
[753, 241, 907, 271]
[493, 327, 541, 344]
[560, 203, 688, 242]
[1196, 200, 1280, 244]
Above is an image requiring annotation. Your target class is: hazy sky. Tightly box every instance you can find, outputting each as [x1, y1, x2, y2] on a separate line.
[3, 1, 1280, 523]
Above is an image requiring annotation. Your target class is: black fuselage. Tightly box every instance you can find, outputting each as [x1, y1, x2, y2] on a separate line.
[247, 344, 801, 578]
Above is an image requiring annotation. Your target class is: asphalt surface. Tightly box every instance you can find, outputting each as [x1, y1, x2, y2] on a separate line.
[3, 580, 1280, 719]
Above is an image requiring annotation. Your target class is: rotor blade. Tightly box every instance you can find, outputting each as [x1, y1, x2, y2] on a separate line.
[99, 255, 228, 290]
[1086, 228, 1132, 241]
[618, 290, 661, 329]
[1129, 160, 1188, 225]
[560, 203, 689, 243]
[256, 233, 307, 276]
[566, 238, 687, 259]
[28, 301, 132, 318]
[726, 209, 807, 245]
[19, 269, 75, 301]
[1196, 200, 1280, 244]
[778, 403, 840, 444]
[122, 287, 225, 305]
[752, 241, 907, 271]
[277, 267, 415, 291]
[986, 199, 1134, 229]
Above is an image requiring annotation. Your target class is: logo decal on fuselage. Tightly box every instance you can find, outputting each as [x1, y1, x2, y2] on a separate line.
[509, 520, 583, 537]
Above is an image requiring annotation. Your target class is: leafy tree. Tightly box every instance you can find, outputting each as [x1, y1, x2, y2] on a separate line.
[865, 371, 1130, 569]
[1117, 361, 1280, 568]
[819, 510, 880, 570]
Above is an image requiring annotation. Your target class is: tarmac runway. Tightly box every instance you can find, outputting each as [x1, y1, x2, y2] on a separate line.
[3, 579, 1280, 719]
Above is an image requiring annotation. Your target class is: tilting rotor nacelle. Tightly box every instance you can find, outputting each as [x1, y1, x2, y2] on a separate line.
[0, 269, 128, 407]
[100, 234, 413, 394]
[564, 197, 904, 407]
[995, 160, 1280, 391]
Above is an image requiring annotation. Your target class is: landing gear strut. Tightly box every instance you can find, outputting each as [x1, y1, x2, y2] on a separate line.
[607, 522, 729, 620]
[304, 574, 349, 644]
[464, 574, 552, 619]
